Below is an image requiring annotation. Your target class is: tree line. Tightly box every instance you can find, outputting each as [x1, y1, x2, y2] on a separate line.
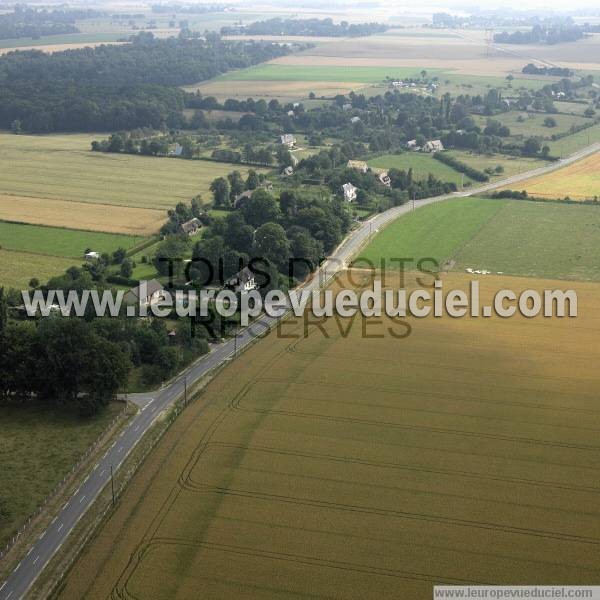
[221, 17, 388, 37]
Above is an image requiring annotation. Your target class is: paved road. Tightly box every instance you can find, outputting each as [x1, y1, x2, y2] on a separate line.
[1, 141, 598, 600]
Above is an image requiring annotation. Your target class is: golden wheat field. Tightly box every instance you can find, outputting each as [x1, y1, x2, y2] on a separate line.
[0, 195, 165, 236]
[57, 270, 600, 600]
[510, 152, 600, 200]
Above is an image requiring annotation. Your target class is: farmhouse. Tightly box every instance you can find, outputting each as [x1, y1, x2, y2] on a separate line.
[350, 116, 361, 124]
[225, 266, 257, 293]
[423, 139, 444, 153]
[378, 171, 391, 187]
[280, 133, 296, 148]
[234, 190, 253, 208]
[347, 160, 368, 173]
[84, 251, 100, 261]
[124, 279, 165, 306]
[342, 182, 358, 202]
[406, 139, 418, 150]
[180, 218, 202, 236]
[282, 166, 294, 177]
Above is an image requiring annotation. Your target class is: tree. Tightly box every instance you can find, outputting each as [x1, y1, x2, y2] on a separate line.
[120, 259, 133, 278]
[544, 116, 557, 128]
[253, 222, 290, 270]
[28, 277, 39, 289]
[523, 137, 541, 156]
[240, 189, 281, 228]
[10, 119, 21, 134]
[153, 236, 190, 278]
[287, 226, 323, 280]
[210, 177, 230, 208]
[0, 287, 7, 341]
[227, 170, 244, 200]
[246, 169, 259, 190]
[112, 247, 127, 264]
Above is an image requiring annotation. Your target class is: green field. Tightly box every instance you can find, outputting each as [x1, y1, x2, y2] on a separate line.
[368, 153, 471, 186]
[0, 249, 76, 289]
[0, 133, 262, 210]
[216, 64, 444, 83]
[474, 111, 593, 140]
[358, 198, 503, 267]
[548, 123, 600, 156]
[0, 402, 124, 547]
[0, 222, 140, 258]
[359, 197, 600, 280]
[446, 151, 545, 179]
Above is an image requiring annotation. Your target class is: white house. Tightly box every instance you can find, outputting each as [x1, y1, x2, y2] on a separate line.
[350, 116, 361, 124]
[225, 267, 257, 293]
[171, 143, 183, 157]
[342, 103, 352, 111]
[282, 165, 294, 177]
[422, 139, 444, 153]
[124, 279, 165, 307]
[84, 251, 100, 261]
[280, 133, 296, 148]
[342, 182, 358, 202]
[406, 139, 418, 150]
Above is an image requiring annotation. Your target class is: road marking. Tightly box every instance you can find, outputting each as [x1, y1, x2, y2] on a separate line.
[6, 590, 13, 599]
[118, 446, 123, 453]
[73, 487, 80, 496]
[26, 547, 33, 556]
[83, 476, 89, 484]
[134, 425, 140, 432]
[32, 555, 39, 565]
[57, 523, 63, 533]
[62, 502, 69, 510]
[99, 469, 106, 477]
[79, 495, 86, 504]
[51, 516, 57, 525]
[93, 463, 99, 470]
[0, 581, 5, 591]
[13, 563, 20, 572]
[38, 531, 45, 540]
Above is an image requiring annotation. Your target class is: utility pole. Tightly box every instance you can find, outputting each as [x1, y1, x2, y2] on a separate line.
[111, 465, 115, 508]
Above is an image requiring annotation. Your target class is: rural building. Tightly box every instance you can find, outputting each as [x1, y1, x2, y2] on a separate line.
[84, 251, 100, 261]
[350, 116, 361, 124]
[423, 139, 444, 153]
[378, 171, 391, 187]
[282, 166, 294, 177]
[342, 103, 352, 111]
[280, 133, 296, 148]
[180, 218, 202, 236]
[342, 182, 358, 202]
[124, 279, 166, 307]
[234, 190, 253, 208]
[406, 139, 418, 150]
[287, 110, 295, 117]
[171, 143, 183, 157]
[225, 267, 257, 293]
[347, 160, 368, 173]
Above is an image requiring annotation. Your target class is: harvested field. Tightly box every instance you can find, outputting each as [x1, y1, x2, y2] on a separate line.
[0, 195, 165, 236]
[57, 269, 600, 599]
[184, 79, 368, 101]
[0, 133, 263, 210]
[505, 152, 600, 201]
